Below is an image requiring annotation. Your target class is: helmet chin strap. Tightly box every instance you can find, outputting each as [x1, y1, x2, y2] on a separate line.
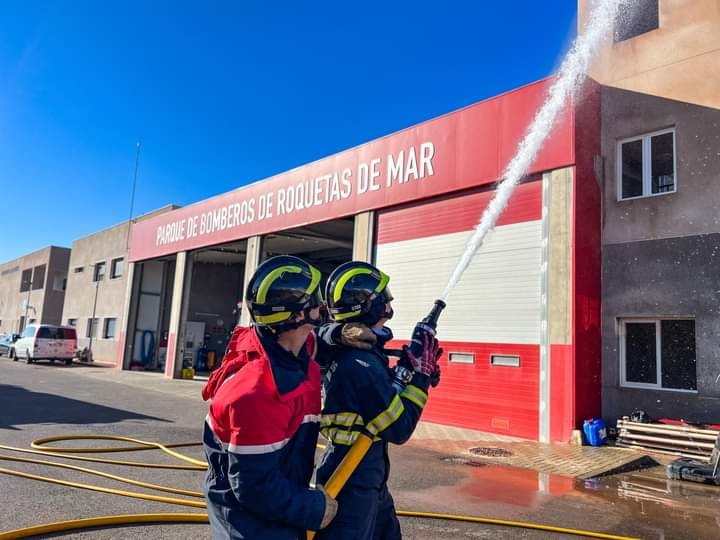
[278, 305, 325, 331]
[372, 325, 394, 343]
[357, 299, 393, 327]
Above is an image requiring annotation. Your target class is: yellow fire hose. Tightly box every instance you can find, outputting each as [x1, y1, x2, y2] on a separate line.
[0, 435, 639, 540]
[307, 433, 375, 539]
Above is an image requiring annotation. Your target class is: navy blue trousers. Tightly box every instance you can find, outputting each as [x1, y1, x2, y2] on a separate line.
[315, 484, 401, 540]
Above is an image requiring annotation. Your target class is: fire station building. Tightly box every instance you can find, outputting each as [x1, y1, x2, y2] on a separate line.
[120, 78, 602, 444]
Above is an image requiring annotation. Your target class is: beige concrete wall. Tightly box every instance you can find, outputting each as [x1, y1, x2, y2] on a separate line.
[580, 0, 720, 109]
[548, 168, 573, 345]
[167, 251, 188, 378]
[240, 236, 262, 326]
[118, 261, 136, 368]
[353, 211, 375, 263]
[0, 246, 70, 334]
[62, 223, 130, 362]
[64, 207, 180, 363]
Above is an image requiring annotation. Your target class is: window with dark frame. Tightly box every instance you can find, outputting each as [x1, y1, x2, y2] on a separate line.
[621, 139, 643, 198]
[491, 355, 521, 367]
[19, 269, 32, 292]
[449, 352, 475, 364]
[32, 265, 46, 290]
[53, 272, 67, 292]
[103, 318, 117, 339]
[86, 318, 99, 338]
[618, 129, 676, 200]
[110, 258, 124, 279]
[620, 319, 697, 391]
[93, 261, 106, 282]
[614, 0, 659, 42]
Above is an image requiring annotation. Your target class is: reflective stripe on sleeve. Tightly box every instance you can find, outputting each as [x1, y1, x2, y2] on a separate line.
[321, 427, 359, 446]
[400, 384, 428, 409]
[365, 394, 405, 436]
[321, 412, 364, 428]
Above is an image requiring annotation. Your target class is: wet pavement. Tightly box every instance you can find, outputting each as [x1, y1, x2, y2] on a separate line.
[392, 443, 720, 538]
[1, 359, 720, 539]
[408, 430, 655, 479]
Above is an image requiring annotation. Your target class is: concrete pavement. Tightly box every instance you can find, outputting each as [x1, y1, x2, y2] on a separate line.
[51, 363, 661, 479]
[2, 358, 720, 538]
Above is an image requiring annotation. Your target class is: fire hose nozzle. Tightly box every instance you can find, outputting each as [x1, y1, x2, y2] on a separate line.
[421, 299, 446, 330]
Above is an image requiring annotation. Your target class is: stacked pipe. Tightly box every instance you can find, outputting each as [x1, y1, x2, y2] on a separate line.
[616, 418, 719, 462]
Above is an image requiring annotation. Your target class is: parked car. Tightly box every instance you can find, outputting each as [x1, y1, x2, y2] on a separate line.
[0, 334, 19, 358]
[14, 325, 78, 365]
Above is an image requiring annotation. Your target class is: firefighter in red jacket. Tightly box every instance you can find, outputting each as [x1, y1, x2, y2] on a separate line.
[201, 255, 338, 539]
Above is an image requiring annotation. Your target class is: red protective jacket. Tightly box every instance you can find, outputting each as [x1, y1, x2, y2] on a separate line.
[202, 326, 324, 539]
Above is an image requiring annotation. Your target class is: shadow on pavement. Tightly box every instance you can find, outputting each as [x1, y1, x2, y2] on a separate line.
[0, 384, 170, 430]
[66, 362, 116, 369]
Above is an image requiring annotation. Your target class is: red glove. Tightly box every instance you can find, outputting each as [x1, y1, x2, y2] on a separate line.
[403, 333, 440, 377]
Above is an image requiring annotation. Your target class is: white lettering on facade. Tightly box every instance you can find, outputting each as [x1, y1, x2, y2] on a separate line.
[387, 150, 403, 187]
[420, 142, 435, 177]
[340, 168, 352, 199]
[152, 141, 436, 248]
[369, 158, 381, 191]
[357, 163, 368, 194]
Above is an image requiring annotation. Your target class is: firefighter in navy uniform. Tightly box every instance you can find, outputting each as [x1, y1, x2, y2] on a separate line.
[201, 255, 338, 539]
[315, 261, 441, 540]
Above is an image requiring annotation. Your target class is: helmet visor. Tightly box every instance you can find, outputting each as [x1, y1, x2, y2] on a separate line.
[377, 286, 393, 304]
[305, 286, 323, 310]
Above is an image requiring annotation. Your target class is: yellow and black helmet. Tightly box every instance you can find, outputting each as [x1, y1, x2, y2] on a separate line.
[245, 255, 323, 330]
[325, 261, 393, 325]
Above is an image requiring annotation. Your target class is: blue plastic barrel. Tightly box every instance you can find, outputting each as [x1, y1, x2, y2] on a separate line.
[583, 418, 608, 446]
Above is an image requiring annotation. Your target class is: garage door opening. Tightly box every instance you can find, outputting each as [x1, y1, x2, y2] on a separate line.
[261, 218, 355, 290]
[174, 217, 354, 380]
[181, 240, 247, 380]
[125, 256, 176, 373]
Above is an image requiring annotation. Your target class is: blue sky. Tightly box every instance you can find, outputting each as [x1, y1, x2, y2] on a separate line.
[0, 1, 576, 262]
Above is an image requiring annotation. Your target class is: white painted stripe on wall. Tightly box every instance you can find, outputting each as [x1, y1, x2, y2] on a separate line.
[376, 220, 542, 344]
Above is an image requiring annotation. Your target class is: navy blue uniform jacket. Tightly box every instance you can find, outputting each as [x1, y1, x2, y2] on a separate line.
[316, 332, 430, 491]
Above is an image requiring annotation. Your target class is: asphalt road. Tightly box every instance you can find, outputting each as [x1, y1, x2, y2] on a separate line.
[1, 358, 719, 539]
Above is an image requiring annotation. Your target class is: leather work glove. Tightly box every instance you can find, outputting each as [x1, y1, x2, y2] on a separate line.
[340, 323, 376, 350]
[430, 346, 443, 387]
[318, 485, 338, 529]
[403, 333, 440, 377]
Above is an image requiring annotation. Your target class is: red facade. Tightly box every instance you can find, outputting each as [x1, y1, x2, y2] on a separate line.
[128, 79, 574, 262]
[125, 77, 602, 442]
[371, 81, 603, 441]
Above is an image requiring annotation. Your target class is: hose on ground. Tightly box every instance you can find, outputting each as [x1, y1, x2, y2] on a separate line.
[0, 435, 639, 540]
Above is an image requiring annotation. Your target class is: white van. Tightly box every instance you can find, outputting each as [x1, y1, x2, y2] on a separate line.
[14, 324, 78, 365]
